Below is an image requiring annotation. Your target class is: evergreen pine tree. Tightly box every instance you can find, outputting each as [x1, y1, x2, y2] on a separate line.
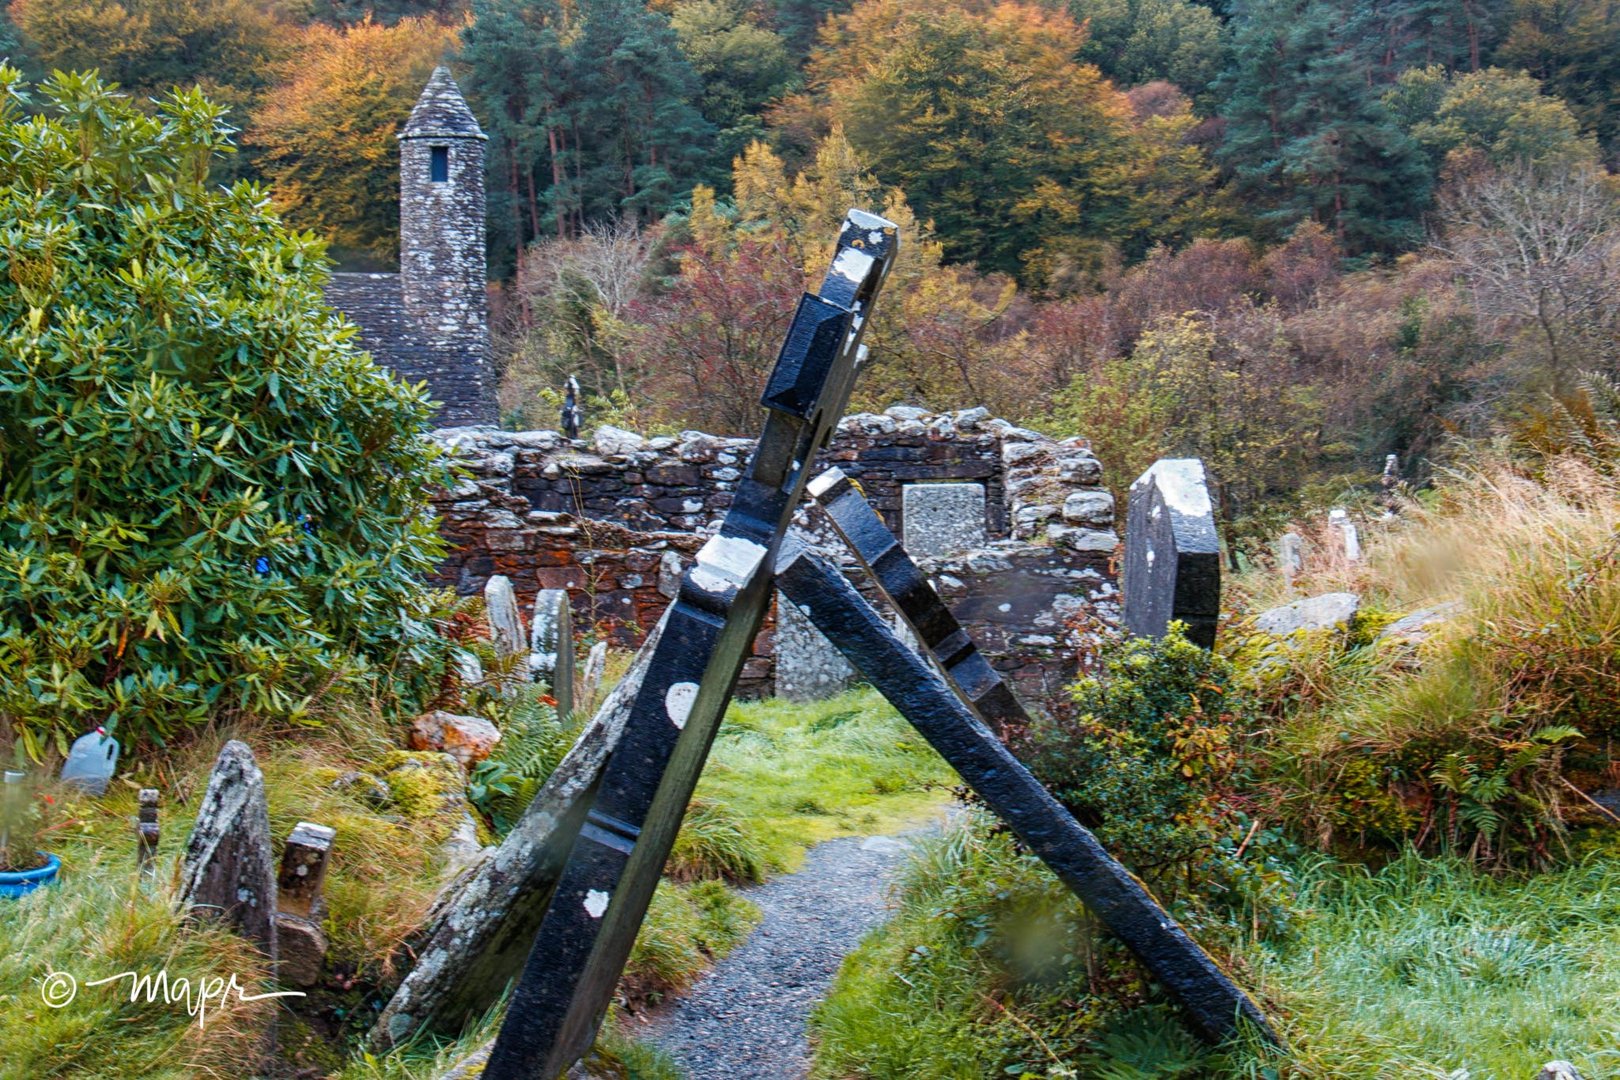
[1218, 0, 1432, 252]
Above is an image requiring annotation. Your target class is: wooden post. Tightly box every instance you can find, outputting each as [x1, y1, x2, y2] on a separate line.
[136, 789, 159, 880]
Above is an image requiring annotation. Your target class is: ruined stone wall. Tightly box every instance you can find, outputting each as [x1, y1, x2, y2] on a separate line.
[430, 407, 1121, 708]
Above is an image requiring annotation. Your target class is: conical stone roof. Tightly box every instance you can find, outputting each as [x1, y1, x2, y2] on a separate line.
[401, 66, 486, 141]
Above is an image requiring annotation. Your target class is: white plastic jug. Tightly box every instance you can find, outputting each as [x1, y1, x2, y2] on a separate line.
[60, 728, 120, 796]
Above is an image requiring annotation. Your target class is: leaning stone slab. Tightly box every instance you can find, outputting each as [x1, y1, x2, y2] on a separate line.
[902, 482, 986, 558]
[368, 612, 666, 1053]
[529, 588, 576, 719]
[484, 575, 528, 682]
[1122, 459, 1221, 648]
[179, 740, 277, 957]
[1253, 592, 1360, 636]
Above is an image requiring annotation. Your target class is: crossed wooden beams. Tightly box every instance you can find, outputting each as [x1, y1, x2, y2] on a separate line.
[474, 212, 1273, 1079]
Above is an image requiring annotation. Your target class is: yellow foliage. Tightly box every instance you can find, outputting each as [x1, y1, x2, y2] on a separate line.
[247, 17, 460, 262]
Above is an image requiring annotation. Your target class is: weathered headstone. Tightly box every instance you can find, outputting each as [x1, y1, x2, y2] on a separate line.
[773, 590, 855, 701]
[1122, 458, 1221, 649]
[179, 741, 277, 957]
[901, 482, 986, 557]
[1329, 507, 1362, 560]
[274, 822, 335, 987]
[484, 575, 528, 684]
[369, 614, 667, 1051]
[136, 789, 159, 880]
[578, 642, 608, 711]
[1278, 531, 1304, 578]
[60, 727, 119, 796]
[529, 589, 576, 719]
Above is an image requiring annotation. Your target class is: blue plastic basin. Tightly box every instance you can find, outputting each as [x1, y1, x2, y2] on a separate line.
[0, 853, 60, 898]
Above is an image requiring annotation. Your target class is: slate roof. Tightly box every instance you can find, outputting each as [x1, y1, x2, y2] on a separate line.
[402, 66, 486, 141]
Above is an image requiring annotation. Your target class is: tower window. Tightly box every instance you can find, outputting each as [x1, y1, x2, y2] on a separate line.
[430, 145, 449, 183]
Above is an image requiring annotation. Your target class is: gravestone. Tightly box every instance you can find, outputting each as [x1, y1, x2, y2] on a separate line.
[1123, 458, 1221, 649]
[773, 590, 855, 701]
[274, 822, 335, 987]
[529, 589, 575, 719]
[1329, 507, 1362, 560]
[484, 575, 527, 682]
[179, 741, 277, 957]
[902, 482, 986, 557]
[1278, 531, 1304, 578]
[579, 642, 608, 712]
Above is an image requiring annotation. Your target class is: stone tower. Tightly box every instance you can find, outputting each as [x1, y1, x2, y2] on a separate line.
[398, 66, 493, 424]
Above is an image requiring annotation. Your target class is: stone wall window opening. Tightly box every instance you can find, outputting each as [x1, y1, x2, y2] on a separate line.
[430, 145, 450, 183]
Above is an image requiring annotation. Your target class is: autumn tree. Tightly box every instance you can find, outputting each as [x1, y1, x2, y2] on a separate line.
[10, 0, 288, 107]
[1493, 0, 1620, 152]
[248, 17, 456, 265]
[498, 219, 665, 428]
[1386, 65, 1599, 171]
[1434, 162, 1620, 391]
[810, 0, 1218, 286]
[1051, 306, 1323, 553]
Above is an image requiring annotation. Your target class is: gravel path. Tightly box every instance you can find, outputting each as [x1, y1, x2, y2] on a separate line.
[635, 832, 922, 1080]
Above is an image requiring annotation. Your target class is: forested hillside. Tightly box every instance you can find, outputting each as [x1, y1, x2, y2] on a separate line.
[7, 0, 1617, 554]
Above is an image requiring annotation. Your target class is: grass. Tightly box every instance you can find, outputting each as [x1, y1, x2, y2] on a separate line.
[1254, 846, 1620, 1078]
[693, 687, 960, 874]
[1225, 452, 1620, 862]
[813, 816, 1620, 1079]
[0, 841, 273, 1079]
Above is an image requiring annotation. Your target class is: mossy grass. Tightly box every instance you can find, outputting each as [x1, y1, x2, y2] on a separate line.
[694, 686, 960, 874]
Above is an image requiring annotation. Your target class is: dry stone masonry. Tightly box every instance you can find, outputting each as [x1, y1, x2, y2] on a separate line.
[430, 406, 1120, 706]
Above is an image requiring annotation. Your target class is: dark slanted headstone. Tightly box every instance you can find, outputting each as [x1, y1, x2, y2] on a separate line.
[368, 612, 664, 1051]
[1123, 458, 1221, 649]
[529, 588, 575, 720]
[136, 788, 159, 880]
[274, 821, 335, 988]
[477, 210, 898, 1080]
[179, 740, 278, 957]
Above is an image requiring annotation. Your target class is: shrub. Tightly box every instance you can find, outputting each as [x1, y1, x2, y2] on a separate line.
[1022, 625, 1291, 926]
[0, 70, 449, 752]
